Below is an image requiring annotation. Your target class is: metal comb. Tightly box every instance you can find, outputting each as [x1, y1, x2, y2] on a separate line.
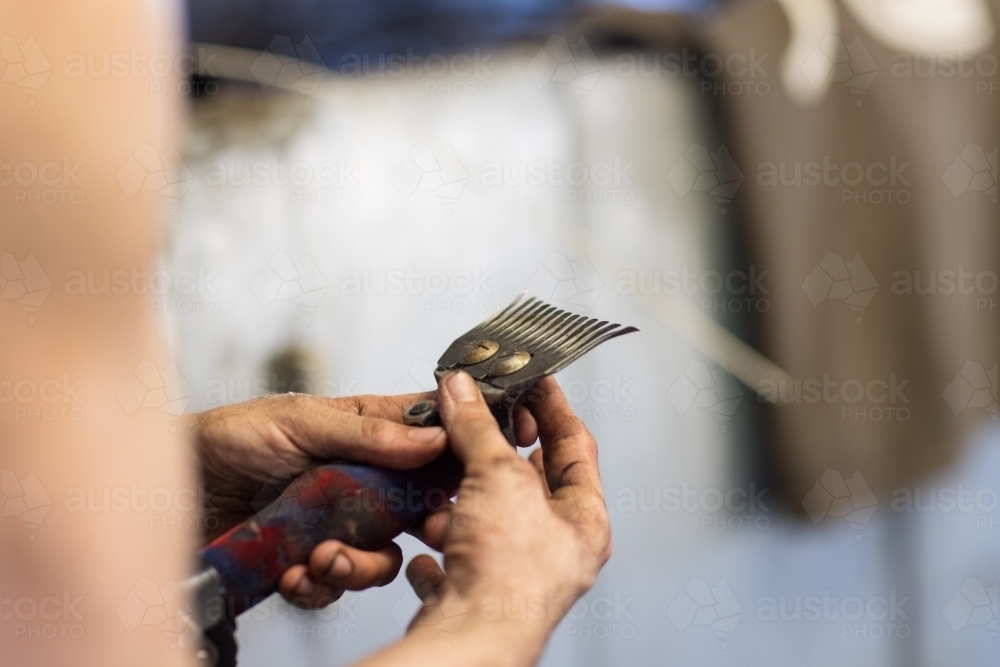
[403, 293, 638, 442]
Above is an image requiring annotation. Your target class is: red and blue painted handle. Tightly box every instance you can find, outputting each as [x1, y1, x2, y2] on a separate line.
[194, 451, 462, 620]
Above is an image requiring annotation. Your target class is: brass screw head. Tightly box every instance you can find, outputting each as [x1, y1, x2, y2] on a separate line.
[489, 350, 532, 376]
[460, 339, 500, 365]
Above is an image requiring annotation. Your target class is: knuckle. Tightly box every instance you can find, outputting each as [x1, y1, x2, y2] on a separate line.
[336, 394, 370, 416]
[285, 391, 310, 411]
[321, 394, 350, 409]
[358, 394, 395, 419]
[285, 394, 328, 424]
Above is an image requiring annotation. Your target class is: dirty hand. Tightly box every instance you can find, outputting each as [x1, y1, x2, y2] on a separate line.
[402, 373, 612, 664]
[188, 391, 539, 609]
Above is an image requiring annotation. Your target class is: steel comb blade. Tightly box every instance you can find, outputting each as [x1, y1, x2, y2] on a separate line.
[403, 293, 638, 443]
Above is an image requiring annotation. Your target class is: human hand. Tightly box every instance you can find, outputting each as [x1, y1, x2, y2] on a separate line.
[189, 391, 539, 609]
[402, 373, 612, 660]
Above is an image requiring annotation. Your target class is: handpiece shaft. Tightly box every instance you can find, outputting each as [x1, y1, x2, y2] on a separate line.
[187, 453, 463, 625]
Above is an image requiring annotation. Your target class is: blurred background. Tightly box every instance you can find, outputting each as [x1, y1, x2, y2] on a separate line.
[150, 0, 1000, 664]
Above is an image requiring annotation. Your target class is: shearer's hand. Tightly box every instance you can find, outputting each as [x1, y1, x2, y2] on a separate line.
[388, 372, 612, 667]
[188, 391, 539, 609]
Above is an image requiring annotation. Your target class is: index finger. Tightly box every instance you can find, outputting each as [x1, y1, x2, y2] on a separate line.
[327, 392, 539, 446]
[324, 391, 437, 423]
[523, 376, 602, 496]
[237, 393, 446, 468]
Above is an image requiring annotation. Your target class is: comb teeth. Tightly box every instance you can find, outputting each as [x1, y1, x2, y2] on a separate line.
[465, 294, 638, 376]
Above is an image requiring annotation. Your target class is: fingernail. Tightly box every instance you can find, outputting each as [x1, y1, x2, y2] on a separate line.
[408, 426, 445, 443]
[446, 371, 477, 403]
[294, 576, 314, 597]
[328, 553, 353, 579]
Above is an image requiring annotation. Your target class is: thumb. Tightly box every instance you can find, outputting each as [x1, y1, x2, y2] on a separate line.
[262, 395, 447, 468]
[437, 371, 513, 465]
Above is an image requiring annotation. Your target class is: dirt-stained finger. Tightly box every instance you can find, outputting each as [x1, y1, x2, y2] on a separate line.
[524, 377, 602, 495]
